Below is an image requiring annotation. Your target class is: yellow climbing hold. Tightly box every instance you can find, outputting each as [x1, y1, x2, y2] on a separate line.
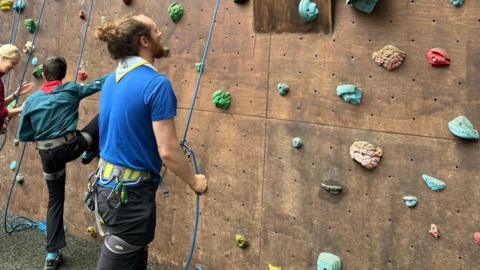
[86, 226, 97, 237]
[235, 234, 249, 248]
[0, 0, 13, 11]
[268, 264, 281, 270]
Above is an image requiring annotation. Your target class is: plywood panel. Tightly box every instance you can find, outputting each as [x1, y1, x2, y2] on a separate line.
[261, 119, 480, 269]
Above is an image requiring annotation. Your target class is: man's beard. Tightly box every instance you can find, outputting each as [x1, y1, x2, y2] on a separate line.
[154, 43, 169, 59]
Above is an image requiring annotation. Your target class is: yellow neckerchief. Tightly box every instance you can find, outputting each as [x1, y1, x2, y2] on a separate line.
[115, 56, 158, 82]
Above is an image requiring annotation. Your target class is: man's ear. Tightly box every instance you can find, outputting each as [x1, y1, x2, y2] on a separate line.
[139, 35, 150, 48]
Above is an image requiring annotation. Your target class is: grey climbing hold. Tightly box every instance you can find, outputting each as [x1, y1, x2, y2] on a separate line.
[430, 223, 440, 238]
[403, 196, 418, 208]
[422, 175, 446, 191]
[336, 84, 363, 104]
[13, 138, 20, 146]
[9, 160, 17, 171]
[31, 56, 38, 66]
[277, 82, 289, 96]
[317, 252, 341, 270]
[16, 173, 24, 184]
[448, 115, 479, 140]
[321, 183, 342, 195]
[450, 0, 464, 7]
[292, 137, 303, 148]
[372, 45, 406, 71]
[299, 0, 319, 23]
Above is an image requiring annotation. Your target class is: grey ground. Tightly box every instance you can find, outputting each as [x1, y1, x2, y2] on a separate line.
[0, 212, 169, 270]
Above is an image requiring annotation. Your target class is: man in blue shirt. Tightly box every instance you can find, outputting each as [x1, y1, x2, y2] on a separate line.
[93, 14, 207, 269]
[17, 56, 107, 270]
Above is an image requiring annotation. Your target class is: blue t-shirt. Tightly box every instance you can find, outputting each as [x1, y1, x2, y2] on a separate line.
[99, 65, 177, 183]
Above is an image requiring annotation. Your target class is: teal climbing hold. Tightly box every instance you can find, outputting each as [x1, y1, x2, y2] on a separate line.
[9, 160, 17, 171]
[299, 0, 319, 22]
[277, 82, 289, 96]
[292, 137, 303, 148]
[195, 63, 203, 73]
[348, 0, 378, 14]
[448, 115, 479, 140]
[450, 0, 464, 7]
[31, 56, 39, 66]
[336, 84, 363, 104]
[403, 196, 418, 208]
[422, 175, 446, 191]
[168, 2, 184, 23]
[24, 18, 38, 33]
[12, 0, 25, 13]
[212, 89, 232, 109]
[317, 252, 341, 270]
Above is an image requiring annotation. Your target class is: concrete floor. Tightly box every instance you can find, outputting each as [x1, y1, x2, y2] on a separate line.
[0, 212, 168, 270]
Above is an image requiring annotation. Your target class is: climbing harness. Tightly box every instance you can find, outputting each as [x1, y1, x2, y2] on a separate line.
[179, 0, 220, 269]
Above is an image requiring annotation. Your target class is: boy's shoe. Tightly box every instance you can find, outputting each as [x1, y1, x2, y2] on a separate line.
[81, 150, 99, 165]
[44, 252, 64, 270]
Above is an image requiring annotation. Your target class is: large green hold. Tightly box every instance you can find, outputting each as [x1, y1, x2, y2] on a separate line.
[32, 64, 43, 78]
[448, 115, 479, 140]
[24, 18, 38, 33]
[168, 2, 184, 23]
[212, 89, 231, 109]
[350, 0, 378, 14]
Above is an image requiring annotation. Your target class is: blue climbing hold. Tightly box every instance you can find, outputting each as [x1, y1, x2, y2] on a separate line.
[336, 84, 363, 104]
[292, 137, 303, 148]
[12, 0, 25, 12]
[195, 266, 205, 270]
[348, 0, 378, 14]
[448, 115, 479, 140]
[299, 0, 319, 22]
[422, 175, 446, 191]
[403, 196, 418, 208]
[317, 252, 341, 270]
[9, 160, 17, 171]
[450, 0, 464, 7]
[277, 82, 289, 96]
[31, 56, 38, 66]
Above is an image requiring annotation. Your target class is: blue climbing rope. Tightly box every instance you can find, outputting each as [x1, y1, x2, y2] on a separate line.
[4, 0, 22, 92]
[3, 0, 49, 235]
[181, 0, 221, 269]
[74, 0, 94, 83]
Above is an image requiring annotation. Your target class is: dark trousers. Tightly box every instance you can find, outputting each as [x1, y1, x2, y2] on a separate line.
[39, 115, 99, 252]
[96, 183, 157, 270]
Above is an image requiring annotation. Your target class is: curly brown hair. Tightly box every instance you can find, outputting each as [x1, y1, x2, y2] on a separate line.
[95, 14, 151, 60]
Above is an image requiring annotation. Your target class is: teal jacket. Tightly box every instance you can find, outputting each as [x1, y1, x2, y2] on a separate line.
[17, 75, 109, 141]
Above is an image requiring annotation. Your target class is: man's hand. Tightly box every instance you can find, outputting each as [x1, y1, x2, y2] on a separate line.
[190, 174, 207, 194]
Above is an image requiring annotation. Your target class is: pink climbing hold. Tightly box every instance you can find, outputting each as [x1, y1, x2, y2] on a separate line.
[427, 48, 450, 67]
[429, 224, 440, 239]
[474, 232, 480, 246]
[78, 70, 88, 81]
[349, 141, 383, 170]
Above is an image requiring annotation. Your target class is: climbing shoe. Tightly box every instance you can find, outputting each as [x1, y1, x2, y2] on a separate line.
[81, 150, 98, 165]
[44, 252, 64, 270]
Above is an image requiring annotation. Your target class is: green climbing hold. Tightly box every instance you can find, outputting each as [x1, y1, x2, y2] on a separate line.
[348, 0, 379, 14]
[292, 137, 303, 148]
[450, 0, 464, 7]
[16, 173, 24, 184]
[195, 63, 203, 73]
[7, 99, 16, 109]
[317, 252, 341, 270]
[277, 82, 289, 96]
[32, 64, 43, 78]
[24, 18, 38, 33]
[13, 138, 20, 146]
[336, 84, 363, 104]
[168, 2, 184, 23]
[212, 89, 231, 109]
[448, 115, 479, 140]
[299, 0, 319, 22]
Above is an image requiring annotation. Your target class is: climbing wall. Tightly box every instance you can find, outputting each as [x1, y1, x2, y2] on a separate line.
[0, 0, 479, 269]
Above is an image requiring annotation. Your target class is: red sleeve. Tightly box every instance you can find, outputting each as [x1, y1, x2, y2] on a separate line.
[0, 106, 8, 120]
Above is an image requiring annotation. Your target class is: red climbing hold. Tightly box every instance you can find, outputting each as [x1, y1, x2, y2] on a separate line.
[78, 70, 88, 81]
[427, 48, 450, 67]
[474, 232, 480, 246]
[79, 10, 86, 20]
[122, 0, 132, 5]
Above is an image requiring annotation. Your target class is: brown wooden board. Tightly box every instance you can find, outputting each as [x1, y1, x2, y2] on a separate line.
[261, 119, 480, 269]
[254, 0, 332, 34]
